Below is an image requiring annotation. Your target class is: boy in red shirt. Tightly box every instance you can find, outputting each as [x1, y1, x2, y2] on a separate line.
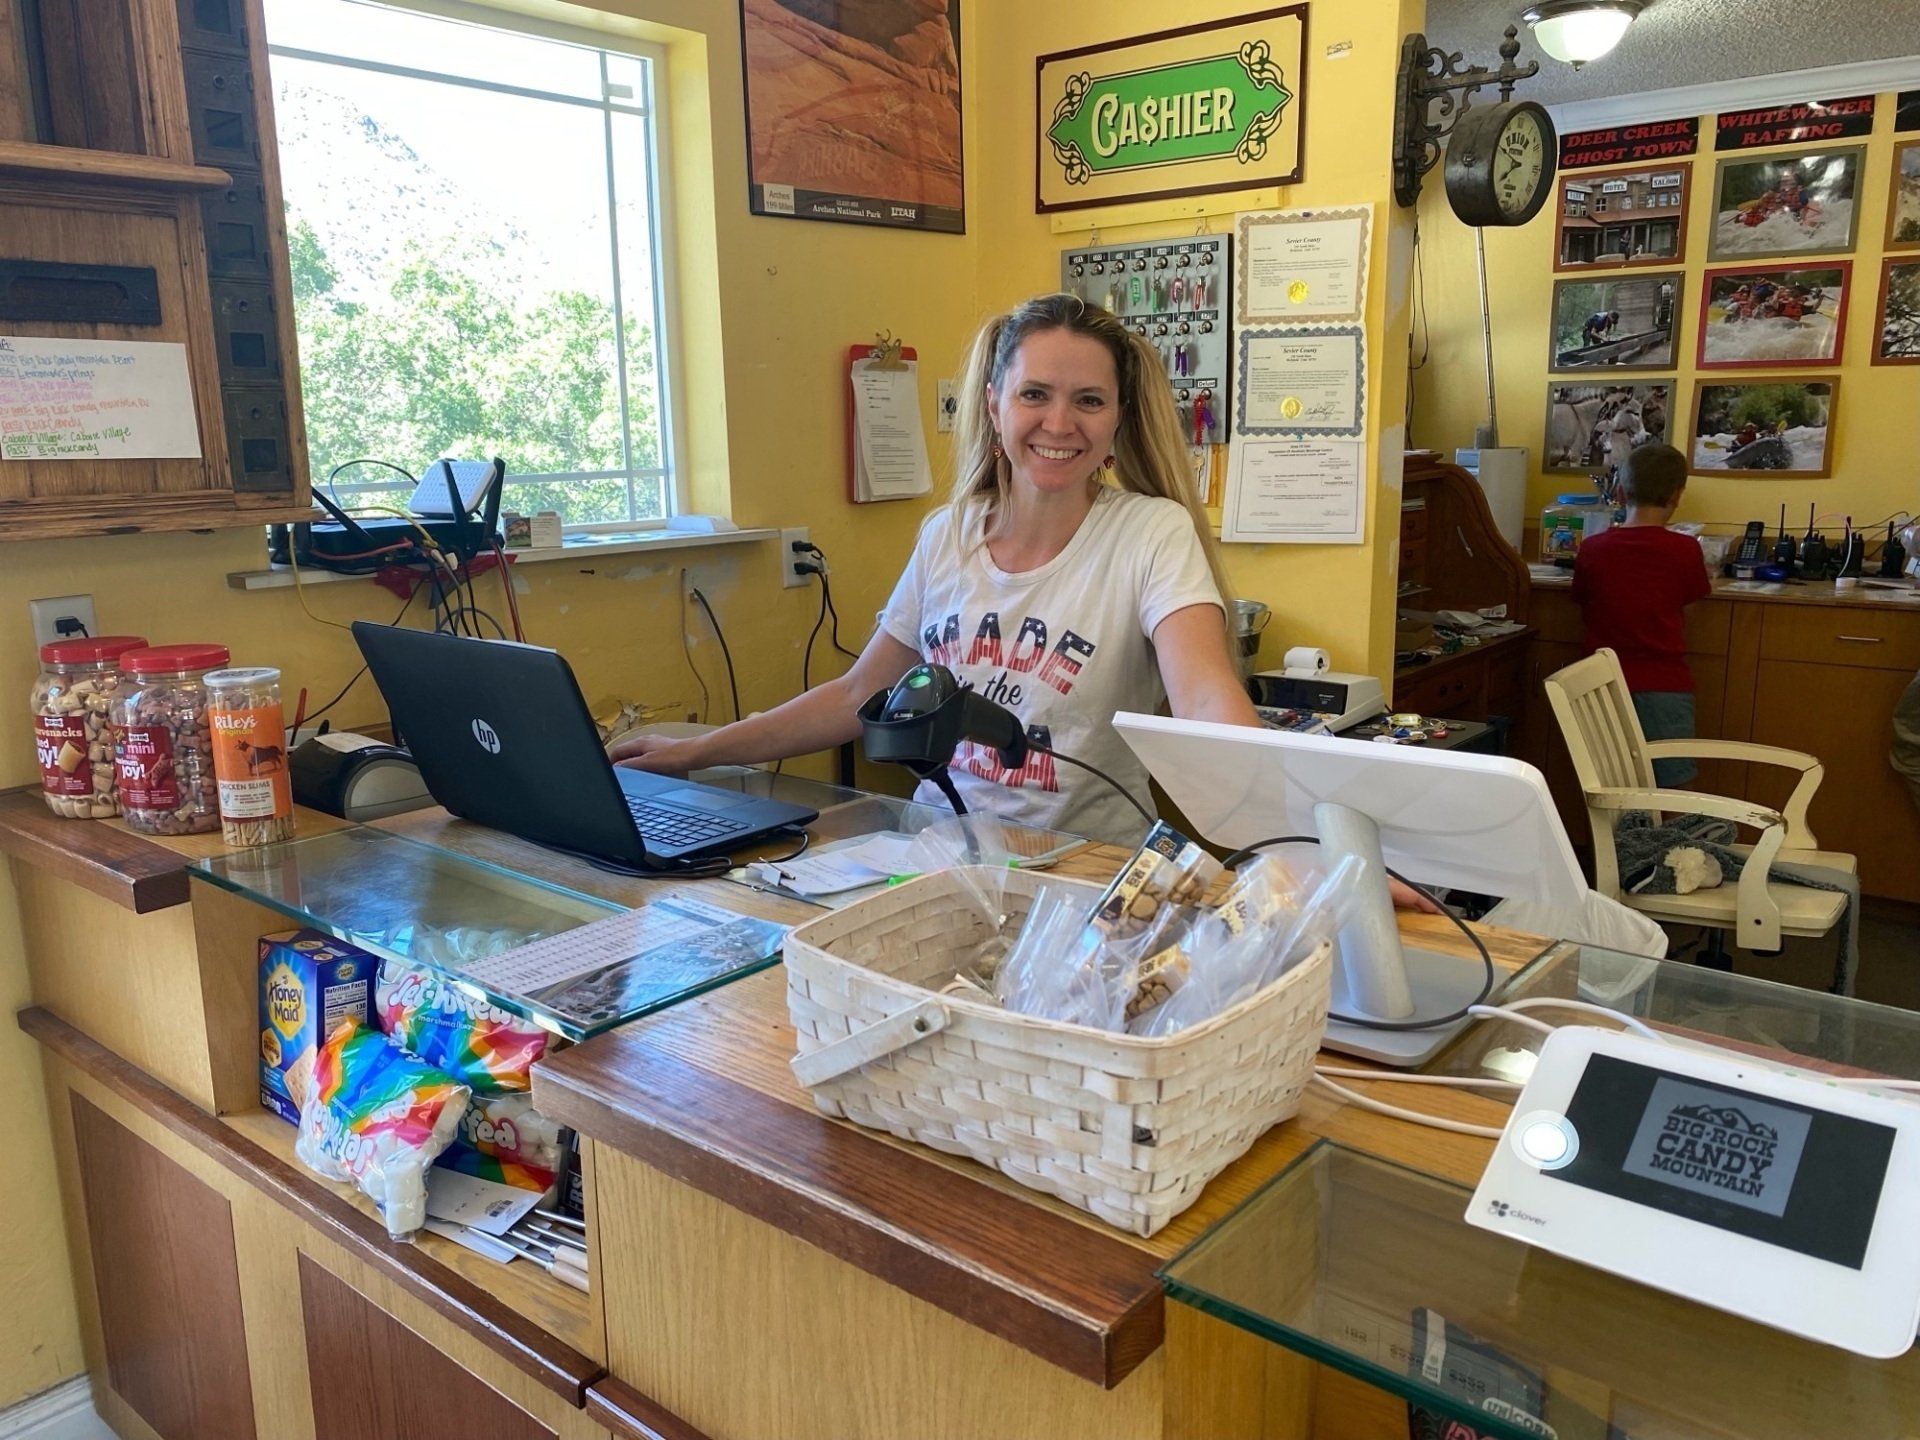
[1570, 444, 1712, 786]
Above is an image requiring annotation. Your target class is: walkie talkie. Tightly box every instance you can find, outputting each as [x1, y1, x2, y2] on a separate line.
[1771, 502, 1798, 571]
[1799, 503, 1830, 579]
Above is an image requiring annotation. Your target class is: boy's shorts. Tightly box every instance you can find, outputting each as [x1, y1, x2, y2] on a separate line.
[1632, 691, 1697, 787]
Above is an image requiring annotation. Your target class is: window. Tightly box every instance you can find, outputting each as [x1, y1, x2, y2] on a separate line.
[264, 0, 676, 528]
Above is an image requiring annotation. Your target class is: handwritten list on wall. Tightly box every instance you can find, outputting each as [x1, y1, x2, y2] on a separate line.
[0, 337, 202, 461]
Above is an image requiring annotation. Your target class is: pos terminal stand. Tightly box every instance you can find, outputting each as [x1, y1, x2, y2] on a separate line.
[1113, 714, 1587, 1066]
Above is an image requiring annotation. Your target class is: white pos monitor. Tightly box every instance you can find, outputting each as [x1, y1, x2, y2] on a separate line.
[1114, 713, 1585, 1066]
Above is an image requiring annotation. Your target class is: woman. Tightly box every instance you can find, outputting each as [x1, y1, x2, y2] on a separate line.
[612, 293, 1259, 844]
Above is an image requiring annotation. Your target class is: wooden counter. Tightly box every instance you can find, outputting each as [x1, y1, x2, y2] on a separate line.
[4, 791, 1555, 1440]
[1516, 576, 1920, 902]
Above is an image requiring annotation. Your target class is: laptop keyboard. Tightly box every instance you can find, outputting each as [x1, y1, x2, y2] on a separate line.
[625, 796, 746, 850]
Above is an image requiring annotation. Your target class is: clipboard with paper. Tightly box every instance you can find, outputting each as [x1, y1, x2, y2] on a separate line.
[845, 335, 933, 503]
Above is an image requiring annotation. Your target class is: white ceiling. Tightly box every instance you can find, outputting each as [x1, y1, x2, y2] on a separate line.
[1424, 0, 1920, 106]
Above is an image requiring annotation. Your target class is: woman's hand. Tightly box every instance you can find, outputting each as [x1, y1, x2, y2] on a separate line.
[1390, 877, 1442, 914]
[608, 734, 701, 776]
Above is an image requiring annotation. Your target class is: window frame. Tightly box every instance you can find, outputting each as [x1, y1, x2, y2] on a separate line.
[267, 7, 685, 532]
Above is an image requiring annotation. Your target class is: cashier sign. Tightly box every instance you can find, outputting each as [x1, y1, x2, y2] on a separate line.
[1037, 7, 1307, 211]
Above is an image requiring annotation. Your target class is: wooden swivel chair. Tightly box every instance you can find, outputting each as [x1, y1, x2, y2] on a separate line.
[1543, 649, 1855, 958]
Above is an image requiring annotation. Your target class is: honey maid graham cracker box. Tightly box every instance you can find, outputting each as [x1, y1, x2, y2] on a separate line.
[260, 929, 375, 1125]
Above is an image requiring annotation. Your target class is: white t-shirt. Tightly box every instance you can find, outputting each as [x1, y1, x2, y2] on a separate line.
[877, 488, 1224, 844]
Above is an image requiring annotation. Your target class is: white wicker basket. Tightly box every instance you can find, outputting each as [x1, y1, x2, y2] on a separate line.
[784, 866, 1332, 1237]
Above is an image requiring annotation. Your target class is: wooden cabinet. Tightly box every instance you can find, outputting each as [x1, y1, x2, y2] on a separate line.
[300, 1255, 558, 1440]
[1518, 584, 1920, 904]
[0, 0, 311, 540]
[36, 1025, 621, 1440]
[1392, 457, 1534, 734]
[69, 1093, 259, 1440]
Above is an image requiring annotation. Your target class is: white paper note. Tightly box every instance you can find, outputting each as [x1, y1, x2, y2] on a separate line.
[425, 1171, 544, 1236]
[1222, 438, 1366, 545]
[852, 362, 932, 499]
[0, 336, 202, 460]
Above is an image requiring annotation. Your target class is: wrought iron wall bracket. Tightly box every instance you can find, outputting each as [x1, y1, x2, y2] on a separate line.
[1392, 25, 1539, 207]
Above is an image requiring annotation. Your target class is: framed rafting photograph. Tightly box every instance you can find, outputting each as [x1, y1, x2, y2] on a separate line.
[1707, 147, 1864, 261]
[1552, 163, 1690, 271]
[1036, 7, 1307, 212]
[739, 0, 964, 232]
[1548, 271, 1683, 373]
[1696, 262, 1850, 369]
[1874, 259, 1920, 365]
[1543, 381, 1677, 473]
[1689, 378, 1838, 478]
[1888, 138, 1920, 250]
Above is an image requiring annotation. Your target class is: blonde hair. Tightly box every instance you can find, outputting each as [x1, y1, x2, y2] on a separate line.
[949, 293, 1236, 612]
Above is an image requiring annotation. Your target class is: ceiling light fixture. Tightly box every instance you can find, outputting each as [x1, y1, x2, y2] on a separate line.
[1522, 0, 1644, 67]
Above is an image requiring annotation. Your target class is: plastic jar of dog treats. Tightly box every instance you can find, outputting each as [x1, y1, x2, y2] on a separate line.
[113, 645, 230, 836]
[30, 636, 149, 818]
[204, 667, 296, 848]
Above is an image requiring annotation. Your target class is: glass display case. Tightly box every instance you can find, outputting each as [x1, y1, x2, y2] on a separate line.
[1162, 1139, 1919, 1440]
[192, 826, 764, 1038]
[1163, 943, 1920, 1440]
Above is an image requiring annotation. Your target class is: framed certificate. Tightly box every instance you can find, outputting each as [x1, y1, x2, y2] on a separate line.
[1235, 327, 1365, 437]
[1236, 207, 1370, 325]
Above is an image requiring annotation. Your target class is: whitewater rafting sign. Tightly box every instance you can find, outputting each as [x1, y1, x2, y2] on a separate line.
[1037, 8, 1306, 212]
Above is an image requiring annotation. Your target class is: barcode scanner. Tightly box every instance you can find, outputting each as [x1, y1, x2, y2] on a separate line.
[857, 663, 1028, 814]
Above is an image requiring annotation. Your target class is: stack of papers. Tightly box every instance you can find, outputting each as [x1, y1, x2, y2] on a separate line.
[747, 831, 922, 897]
[851, 362, 933, 501]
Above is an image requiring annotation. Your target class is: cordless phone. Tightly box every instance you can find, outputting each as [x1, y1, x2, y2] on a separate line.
[1734, 520, 1767, 565]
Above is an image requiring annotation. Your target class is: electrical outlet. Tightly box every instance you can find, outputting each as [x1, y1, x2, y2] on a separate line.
[936, 379, 957, 433]
[29, 594, 97, 647]
[779, 526, 813, 589]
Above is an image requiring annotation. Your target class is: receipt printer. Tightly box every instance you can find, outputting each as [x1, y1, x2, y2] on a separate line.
[1248, 669, 1387, 732]
[290, 732, 432, 821]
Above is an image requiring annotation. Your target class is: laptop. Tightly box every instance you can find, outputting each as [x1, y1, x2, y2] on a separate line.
[352, 623, 817, 869]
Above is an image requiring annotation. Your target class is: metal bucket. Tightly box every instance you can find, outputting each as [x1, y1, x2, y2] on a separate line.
[1232, 599, 1270, 658]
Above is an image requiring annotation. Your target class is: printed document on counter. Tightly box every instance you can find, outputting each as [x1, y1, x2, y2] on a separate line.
[1222, 437, 1365, 544]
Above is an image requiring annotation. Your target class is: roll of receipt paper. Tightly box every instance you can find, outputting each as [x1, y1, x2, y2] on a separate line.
[1281, 646, 1330, 677]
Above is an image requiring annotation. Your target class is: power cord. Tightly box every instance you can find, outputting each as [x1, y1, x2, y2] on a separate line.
[677, 568, 711, 724]
[1221, 834, 1497, 1033]
[794, 543, 860, 662]
[690, 586, 741, 722]
[299, 582, 426, 733]
[1027, 739, 1156, 824]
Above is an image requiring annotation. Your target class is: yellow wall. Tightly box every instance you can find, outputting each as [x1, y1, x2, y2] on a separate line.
[0, 0, 1423, 1409]
[1414, 92, 1920, 543]
[972, 0, 1423, 681]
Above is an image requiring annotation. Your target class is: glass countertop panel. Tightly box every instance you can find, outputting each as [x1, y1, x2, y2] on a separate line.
[1424, 941, 1920, 1094]
[1161, 1141, 1920, 1440]
[192, 827, 785, 1039]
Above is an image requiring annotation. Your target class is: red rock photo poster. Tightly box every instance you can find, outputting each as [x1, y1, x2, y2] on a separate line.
[740, 0, 965, 233]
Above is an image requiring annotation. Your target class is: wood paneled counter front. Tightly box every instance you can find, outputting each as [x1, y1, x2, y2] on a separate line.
[19, 789, 1918, 1439]
[2, 786, 1558, 1440]
[1516, 574, 1920, 903]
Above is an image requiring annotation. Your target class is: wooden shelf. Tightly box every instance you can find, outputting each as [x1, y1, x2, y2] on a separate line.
[0, 496, 320, 543]
[0, 140, 233, 190]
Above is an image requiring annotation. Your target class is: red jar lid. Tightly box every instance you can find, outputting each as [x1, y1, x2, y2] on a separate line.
[39, 635, 149, 665]
[121, 644, 232, 675]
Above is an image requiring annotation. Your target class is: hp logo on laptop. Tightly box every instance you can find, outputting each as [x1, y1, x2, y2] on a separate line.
[471, 717, 501, 753]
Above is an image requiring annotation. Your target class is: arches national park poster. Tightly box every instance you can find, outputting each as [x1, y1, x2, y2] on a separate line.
[740, 0, 965, 232]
